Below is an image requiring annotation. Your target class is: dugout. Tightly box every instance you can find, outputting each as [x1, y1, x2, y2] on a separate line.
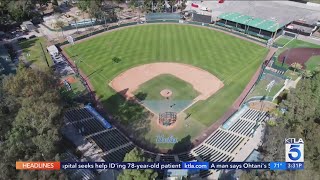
[216, 12, 284, 40]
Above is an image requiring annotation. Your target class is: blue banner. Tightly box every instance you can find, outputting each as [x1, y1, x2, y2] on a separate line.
[209, 162, 269, 169]
[85, 104, 112, 129]
[182, 162, 209, 170]
[286, 162, 304, 170]
[270, 162, 287, 170]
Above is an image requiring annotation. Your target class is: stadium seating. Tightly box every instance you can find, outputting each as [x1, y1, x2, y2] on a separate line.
[199, 170, 213, 178]
[143, 151, 158, 161]
[177, 152, 196, 162]
[63, 106, 266, 179]
[103, 144, 136, 162]
[65, 108, 94, 122]
[91, 129, 131, 152]
[158, 155, 176, 162]
[62, 152, 96, 180]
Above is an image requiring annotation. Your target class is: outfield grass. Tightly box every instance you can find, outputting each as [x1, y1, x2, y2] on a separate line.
[274, 37, 292, 47]
[19, 37, 52, 70]
[274, 39, 320, 69]
[305, 56, 320, 71]
[64, 24, 267, 147]
[134, 74, 199, 101]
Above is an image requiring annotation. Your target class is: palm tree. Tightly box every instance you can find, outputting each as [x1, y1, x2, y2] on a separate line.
[168, 0, 175, 13]
[55, 20, 65, 37]
[71, 16, 79, 34]
[314, 65, 320, 74]
[302, 70, 313, 79]
[290, 62, 303, 73]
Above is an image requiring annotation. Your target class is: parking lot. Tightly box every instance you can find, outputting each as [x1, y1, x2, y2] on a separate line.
[51, 52, 75, 76]
[186, 1, 320, 25]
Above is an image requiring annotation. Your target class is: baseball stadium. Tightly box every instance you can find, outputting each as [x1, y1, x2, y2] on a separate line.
[63, 23, 268, 149]
[2, 0, 320, 179]
[57, 1, 320, 179]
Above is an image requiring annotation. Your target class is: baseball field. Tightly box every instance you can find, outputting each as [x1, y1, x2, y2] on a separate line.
[63, 24, 268, 150]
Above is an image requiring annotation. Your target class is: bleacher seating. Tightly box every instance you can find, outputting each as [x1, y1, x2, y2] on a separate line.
[159, 155, 175, 162]
[65, 108, 94, 123]
[241, 109, 267, 122]
[103, 144, 135, 162]
[177, 152, 196, 162]
[72, 118, 106, 136]
[199, 170, 213, 178]
[228, 119, 255, 136]
[63, 106, 266, 179]
[143, 152, 157, 161]
[62, 152, 96, 180]
[193, 145, 232, 162]
[91, 129, 131, 151]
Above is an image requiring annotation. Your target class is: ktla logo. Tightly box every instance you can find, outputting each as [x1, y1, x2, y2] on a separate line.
[285, 138, 304, 162]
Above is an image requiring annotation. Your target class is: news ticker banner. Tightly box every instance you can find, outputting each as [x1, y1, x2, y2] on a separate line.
[16, 161, 304, 171]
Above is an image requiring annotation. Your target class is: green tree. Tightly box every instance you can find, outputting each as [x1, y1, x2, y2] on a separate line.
[55, 20, 65, 37]
[168, 0, 175, 12]
[0, 67, 65, 179]
[260, 73, 320, 179]
[72, 16, 79, 34]
[290, 62, 303, 73]
[302, 69, 313, 79]
[118, 148, 158, 180]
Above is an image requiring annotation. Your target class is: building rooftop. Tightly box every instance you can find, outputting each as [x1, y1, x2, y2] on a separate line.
[218, 12, 282, 32]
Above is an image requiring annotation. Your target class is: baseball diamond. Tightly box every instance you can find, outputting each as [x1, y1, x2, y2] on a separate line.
[63, 24, 268, 150]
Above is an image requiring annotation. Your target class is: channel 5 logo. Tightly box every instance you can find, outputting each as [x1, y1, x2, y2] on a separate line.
[285, 138, 304, 162]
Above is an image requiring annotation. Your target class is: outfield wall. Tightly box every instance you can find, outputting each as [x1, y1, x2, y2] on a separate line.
[56, 20, 267, 48]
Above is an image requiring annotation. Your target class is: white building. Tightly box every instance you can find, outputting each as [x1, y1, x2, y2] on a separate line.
[46, 45, 59, 56]
[21, 21, 36, 31]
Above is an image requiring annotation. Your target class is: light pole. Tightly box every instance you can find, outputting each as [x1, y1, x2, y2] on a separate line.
[252, 80, 275, 136]
[273, 19, 279, 40]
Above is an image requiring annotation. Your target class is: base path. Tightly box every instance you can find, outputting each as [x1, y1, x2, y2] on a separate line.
[110, 62, 224, 101]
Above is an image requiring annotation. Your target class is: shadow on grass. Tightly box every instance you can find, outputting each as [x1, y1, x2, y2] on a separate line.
[168, 135, 193, 154]
[24, 60, 37, 67]
[18, 38, 39, 55]
[101, 90, 158, 152]
[135, 92, 148, 101]
[0, 57, 16, 75]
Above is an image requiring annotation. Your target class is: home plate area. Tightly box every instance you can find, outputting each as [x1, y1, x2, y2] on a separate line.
[141, 100, 194, 114]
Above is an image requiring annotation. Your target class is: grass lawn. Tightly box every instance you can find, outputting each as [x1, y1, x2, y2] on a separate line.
[284, 70, 300, 80]
[274, 39, 320, 68]
[247, 79, 284, 99]
[305, 56, 320, 71]
[64, 24, 267, 148]
[134, 74, 199, 101]
[275, 39, 320, 57]
[19, 37, 52, 70]
[274, 37, 292, 47]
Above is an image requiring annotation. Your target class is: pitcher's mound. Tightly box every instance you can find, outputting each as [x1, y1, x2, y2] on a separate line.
[160, 89, 172, 98]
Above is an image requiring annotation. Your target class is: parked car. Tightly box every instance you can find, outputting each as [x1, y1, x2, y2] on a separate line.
[29, 35, 36, 39]
[17, 37, 27, 42]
